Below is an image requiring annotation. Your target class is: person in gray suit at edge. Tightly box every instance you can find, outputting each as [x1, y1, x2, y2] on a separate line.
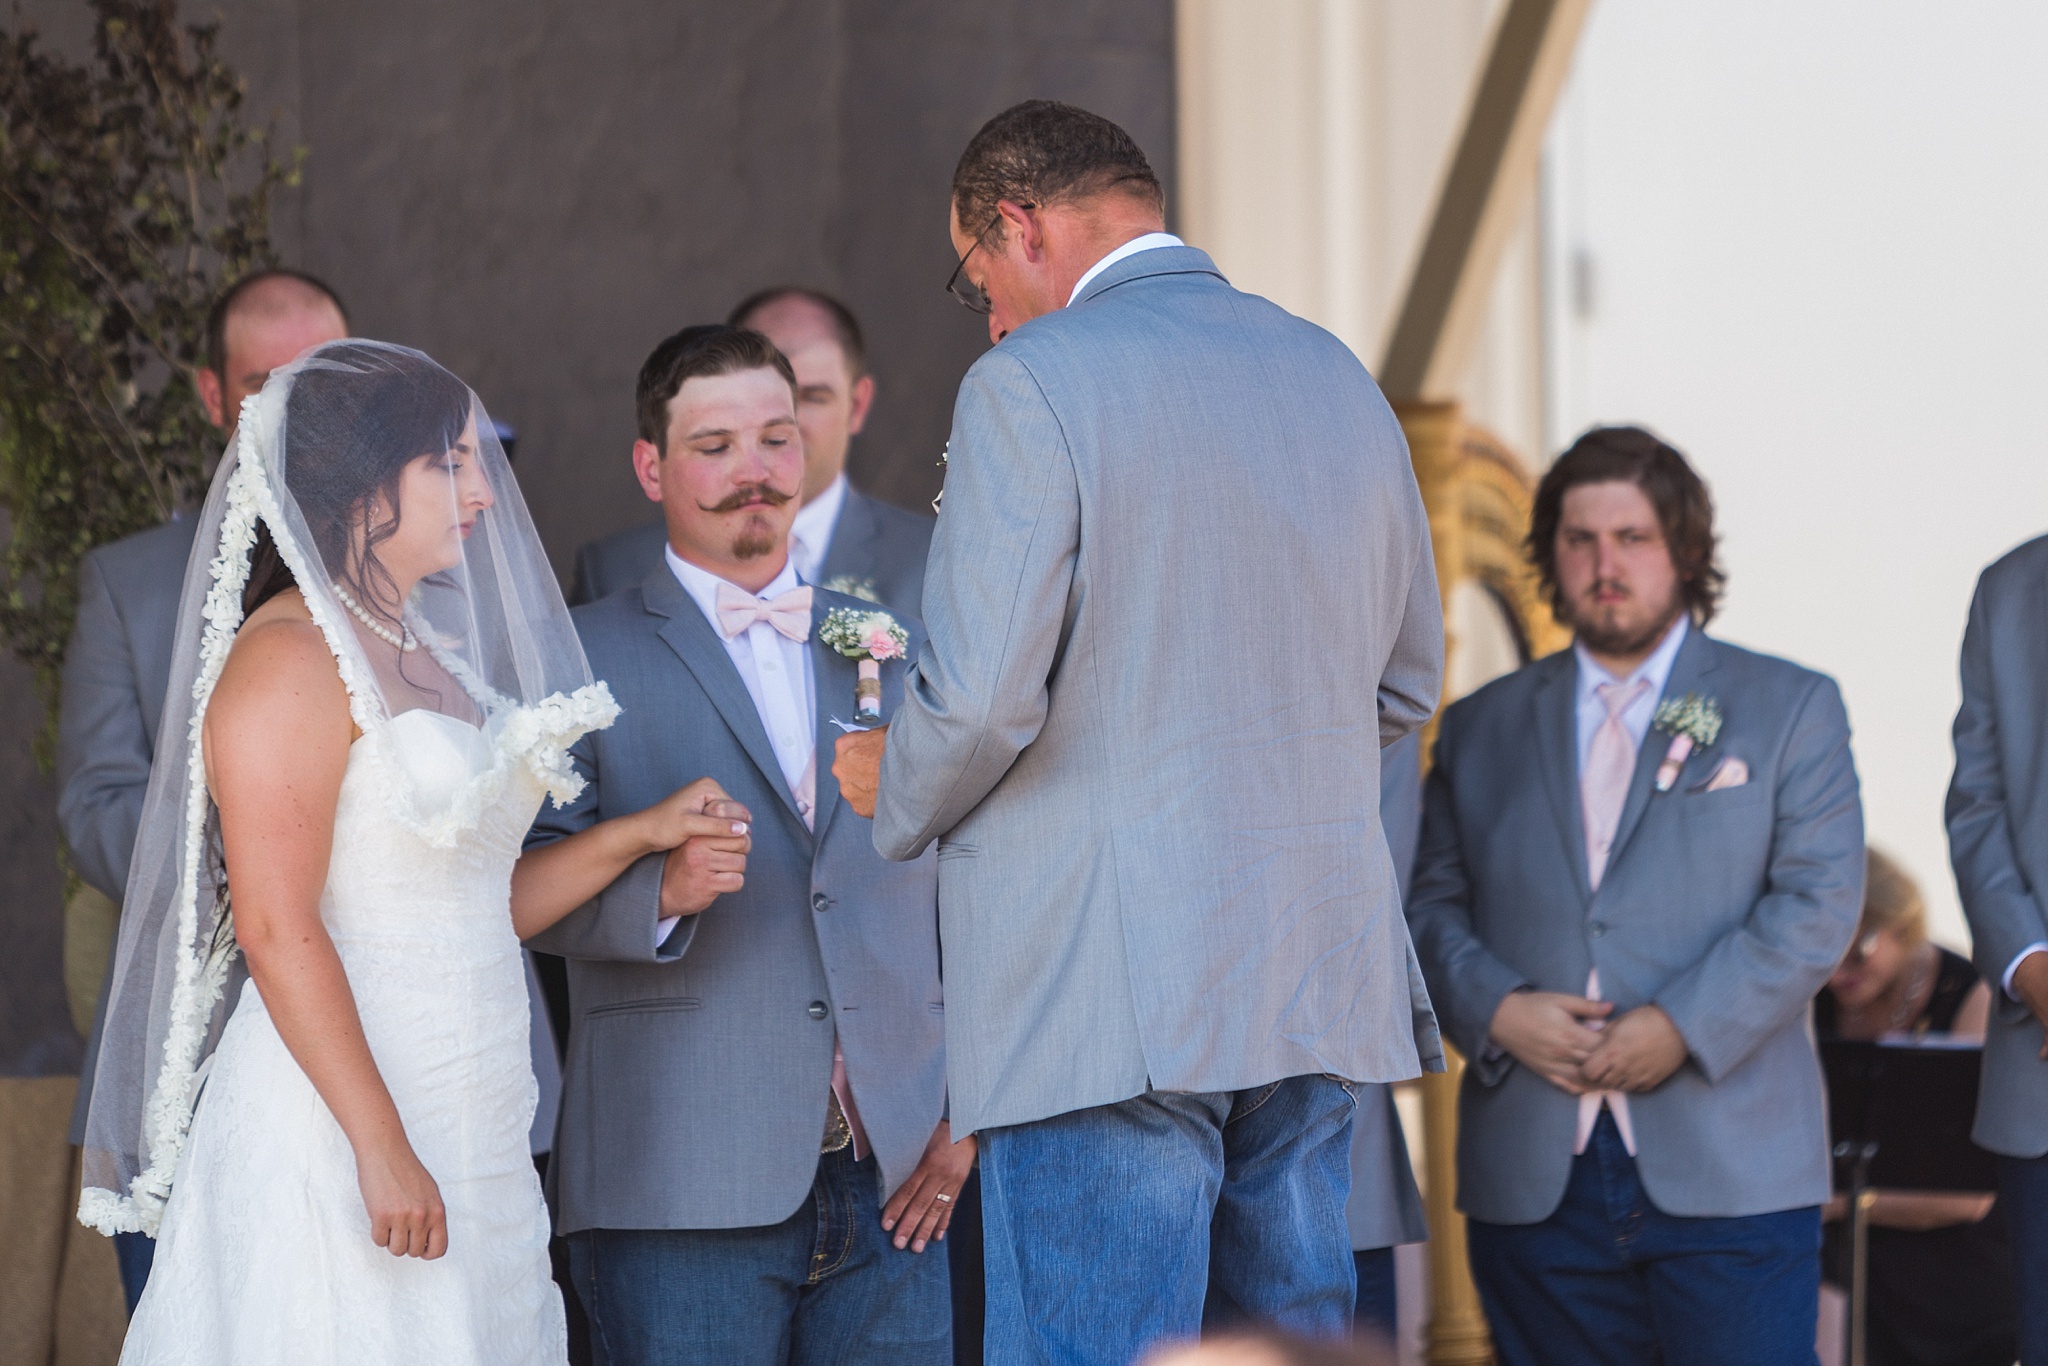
[1350, 730, 1430, 1345]
[832, 101, 1445, 1364]
[1406, 426, 1864, 1366]
[56, 268, 350, 1310]
[569, 287, 934, 617]
[518, 324, 968, 1365]
[1946, 529, 2048, 1365]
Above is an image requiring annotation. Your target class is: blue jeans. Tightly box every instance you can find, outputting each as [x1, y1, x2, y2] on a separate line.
[2002, 1152, 2048, 1365]
[1467, 1110, 1820, 1366]
[566, 1147, 950, 1366]
[978, 1075, 1358, 1366]
[1352, 1247, 1396, 1341]
[113, 1231, 154, 1316]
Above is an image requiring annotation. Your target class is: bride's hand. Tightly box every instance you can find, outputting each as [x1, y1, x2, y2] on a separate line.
[357, 1140, 448, 1260]
[635, 777, 753, 854]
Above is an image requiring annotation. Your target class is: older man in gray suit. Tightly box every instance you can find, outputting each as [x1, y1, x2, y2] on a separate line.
[57, 268, 349, 1309]
[1947, 531, 2048, 1364]
[1407, 427, 1864, 1366]
[832, 101, 1443, 1363]
[570, 288, 933, 616]
[523, 324, 966, 1366]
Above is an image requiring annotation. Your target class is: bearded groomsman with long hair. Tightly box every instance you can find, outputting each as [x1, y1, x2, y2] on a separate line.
[1406, 427, 1864, 1365]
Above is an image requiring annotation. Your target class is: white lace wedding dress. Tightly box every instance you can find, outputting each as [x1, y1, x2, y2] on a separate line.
[121, 707, 571, 1365]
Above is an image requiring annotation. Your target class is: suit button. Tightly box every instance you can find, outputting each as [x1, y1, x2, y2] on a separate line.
[812, 893, 830, 912]
[807, 1001, 829, 1020]
[1589, 921, 1607, 938]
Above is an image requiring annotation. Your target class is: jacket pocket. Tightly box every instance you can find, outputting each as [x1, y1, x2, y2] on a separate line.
[584, 996, 702, 1018]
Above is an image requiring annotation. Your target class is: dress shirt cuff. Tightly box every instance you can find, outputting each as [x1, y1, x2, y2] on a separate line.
[655, 915, 682, 951]
[2003, 944, 2048, 1000]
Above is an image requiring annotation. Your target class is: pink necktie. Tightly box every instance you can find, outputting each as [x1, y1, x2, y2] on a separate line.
[1576, 678, 1649, 1156]
[1582, 678, 1649, 891]
[715, 583, 812, 641]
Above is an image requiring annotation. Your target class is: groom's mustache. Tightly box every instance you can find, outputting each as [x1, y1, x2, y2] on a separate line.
[698, 483, 796, 514]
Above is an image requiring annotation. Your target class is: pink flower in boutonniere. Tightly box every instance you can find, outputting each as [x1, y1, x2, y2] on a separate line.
[861, 625, 904, 661]
[819, 607, 910, 722]
[1652, 693, 1724, 792]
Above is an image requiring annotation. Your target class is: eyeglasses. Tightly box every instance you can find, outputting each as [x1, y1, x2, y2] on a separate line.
[944, 204, 1035, 315]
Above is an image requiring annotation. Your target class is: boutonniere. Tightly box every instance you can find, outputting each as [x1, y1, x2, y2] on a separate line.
[1652, 693, 1723, 792]
[819, 607, 909, 724]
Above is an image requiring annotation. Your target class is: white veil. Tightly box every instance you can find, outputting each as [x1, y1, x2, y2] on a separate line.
[78, 340, 615, 1236]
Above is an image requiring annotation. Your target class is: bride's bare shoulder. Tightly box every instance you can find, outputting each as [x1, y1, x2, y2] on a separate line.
[208, 589, 352, 746]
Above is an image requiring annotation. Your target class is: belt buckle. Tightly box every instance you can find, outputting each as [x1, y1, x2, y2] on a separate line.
[821, 1088, 852, 1154]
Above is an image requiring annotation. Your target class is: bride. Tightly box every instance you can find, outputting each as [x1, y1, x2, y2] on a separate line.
[76, 342, 706, 1362]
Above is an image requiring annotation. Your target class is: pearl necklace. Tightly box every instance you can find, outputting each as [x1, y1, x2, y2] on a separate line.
[332, 582, 417, 652]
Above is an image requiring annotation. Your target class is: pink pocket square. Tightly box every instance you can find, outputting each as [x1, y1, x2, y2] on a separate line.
[1704, 757, 1750, 791]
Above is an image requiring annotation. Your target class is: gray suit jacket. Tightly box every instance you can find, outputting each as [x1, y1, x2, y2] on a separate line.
[1408, 629, 1864, 1224]
[873, 245, 1446, 1137]
[1348, 732, 1428, 1251]
[526, 571, 945, 1233]
[570, 484, 935, 615]
[1947, 534, 2048, 1157]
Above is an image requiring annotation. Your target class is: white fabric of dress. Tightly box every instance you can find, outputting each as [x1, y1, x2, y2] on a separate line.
[120, 707, 568, 1365]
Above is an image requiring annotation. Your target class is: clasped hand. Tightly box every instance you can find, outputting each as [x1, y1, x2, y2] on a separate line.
[636, 776, 754, 916]
[1489, 990, 1688, 1095]
[831, 725, 888, 820]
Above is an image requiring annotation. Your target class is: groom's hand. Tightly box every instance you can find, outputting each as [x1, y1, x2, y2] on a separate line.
[881, 1119, 976, 1254]
[831, 726, 888, 819]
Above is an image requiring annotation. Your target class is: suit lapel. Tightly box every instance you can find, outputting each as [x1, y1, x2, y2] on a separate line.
[640, 567, 807, 829]
[809, 605, 853, 842]
[1605, 626, 1722, 876]
[816, 486, 877, 589]
[1532, 653, 1593, 905]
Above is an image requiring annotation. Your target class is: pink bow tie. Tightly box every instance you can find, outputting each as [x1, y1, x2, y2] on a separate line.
[715, 583, 812, 642]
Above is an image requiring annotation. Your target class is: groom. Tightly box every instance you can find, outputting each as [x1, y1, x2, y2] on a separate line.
[526, 325, 966, 1365]
[833, 101, 1444, 1362]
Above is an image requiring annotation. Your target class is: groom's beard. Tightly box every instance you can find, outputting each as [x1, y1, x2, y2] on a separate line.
[702, 482, 794, 560]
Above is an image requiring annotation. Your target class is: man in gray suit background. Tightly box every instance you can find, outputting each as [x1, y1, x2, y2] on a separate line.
[1946, 531, 2048, 1364]
[570, 287, 934, 616]
[1407, 427, 1864, 1366]
[525, 325, 968, 1365]
[57, 268, 349, 1310]
[833, 101, 1444, 1362]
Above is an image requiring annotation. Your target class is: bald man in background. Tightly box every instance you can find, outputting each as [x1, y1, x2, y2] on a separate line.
[58, 269, 351, 1309]
[571, 287, 934, 616]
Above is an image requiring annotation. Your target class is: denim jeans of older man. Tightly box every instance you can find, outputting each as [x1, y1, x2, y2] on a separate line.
[2003, 1152, 2048, 1366]
[565, 1146, 950, 1366]
[977, 1074, 1358, 1366]
[1466, 1110, 1821, 1366]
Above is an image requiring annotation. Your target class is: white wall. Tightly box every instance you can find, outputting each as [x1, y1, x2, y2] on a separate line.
[1544, 0, 2048, 948]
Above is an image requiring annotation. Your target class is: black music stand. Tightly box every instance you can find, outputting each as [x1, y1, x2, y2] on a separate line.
[1821, 1037, 1996, 1366]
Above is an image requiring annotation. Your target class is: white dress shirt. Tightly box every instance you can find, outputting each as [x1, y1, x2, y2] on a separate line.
[1067, 231, 1185, 305]
[1573, 615, 1689, 774]
[789, 473, 848, 585]
[656, 548, 815, 945]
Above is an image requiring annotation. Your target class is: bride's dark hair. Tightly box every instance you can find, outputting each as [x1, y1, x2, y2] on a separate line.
[242, 343, 473, 618]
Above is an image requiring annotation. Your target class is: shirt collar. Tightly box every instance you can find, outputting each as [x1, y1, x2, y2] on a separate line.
[1067, 232, 1185, 306]
[1574, 614, 1690, 706]
[789, 473, 848, 577]
[665, 543, 803, 634]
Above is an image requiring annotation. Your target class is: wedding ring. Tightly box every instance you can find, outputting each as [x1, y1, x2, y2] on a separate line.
[933, 1192, 954, 1204]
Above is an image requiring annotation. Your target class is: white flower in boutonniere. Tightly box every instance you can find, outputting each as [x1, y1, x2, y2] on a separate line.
[819, 607, 909, 721]
[1652, 693, 1724, 792]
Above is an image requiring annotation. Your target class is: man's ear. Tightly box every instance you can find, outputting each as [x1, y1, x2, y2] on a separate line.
[997, 199, 1045, 263]
[631, 439, 666, 503]
[195, 366, 227, 428]
[847, 374, 876, 436]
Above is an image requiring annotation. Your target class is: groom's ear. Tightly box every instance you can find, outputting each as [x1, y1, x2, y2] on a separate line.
[632, 438, 666, 503]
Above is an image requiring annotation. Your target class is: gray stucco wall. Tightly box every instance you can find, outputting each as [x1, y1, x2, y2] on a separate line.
[1, 0, 1174, 1074]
